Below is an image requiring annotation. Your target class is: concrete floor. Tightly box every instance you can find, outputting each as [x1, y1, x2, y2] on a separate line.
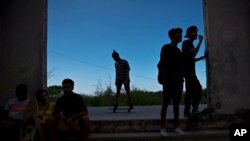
[88, 104, 207, 121]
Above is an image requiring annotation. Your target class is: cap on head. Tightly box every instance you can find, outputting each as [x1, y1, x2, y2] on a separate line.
[185, 25, 198, 38]
[112, 50, 119, 58]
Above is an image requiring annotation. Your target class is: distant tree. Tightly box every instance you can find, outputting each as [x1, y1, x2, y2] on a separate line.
[48, 85, 62, 101]
[47, 68, 56, 80]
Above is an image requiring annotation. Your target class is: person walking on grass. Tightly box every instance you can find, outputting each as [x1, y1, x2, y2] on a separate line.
[112, 50, 133, 113]
[158, 27, 185, 137]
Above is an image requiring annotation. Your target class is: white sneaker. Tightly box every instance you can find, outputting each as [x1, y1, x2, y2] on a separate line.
[174, 127, 185, 135]
[160, 128, 168, 137]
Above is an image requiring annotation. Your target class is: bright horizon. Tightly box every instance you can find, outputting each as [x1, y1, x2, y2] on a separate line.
[47, 0, 207, 95]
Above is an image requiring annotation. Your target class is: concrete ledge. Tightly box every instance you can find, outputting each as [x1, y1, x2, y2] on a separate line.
[89, 130, 229, 141]
[89, 105, 250, 133]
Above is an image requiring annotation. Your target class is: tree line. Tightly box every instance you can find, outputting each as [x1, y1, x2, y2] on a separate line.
[48, 85, 208, 107]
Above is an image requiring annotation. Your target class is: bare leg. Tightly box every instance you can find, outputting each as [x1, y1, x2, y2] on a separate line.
[173, 104, 180, 127]
[113, 83, 122, 112]
[45, 117, 57, 141]
[161, 85, 172, 128]
[115, 91, 120, 104]
[80, 115, 90, 141]
[161, 104, 167, 128]
[36, 119, 45, 141]
[124, 83, 133, 109]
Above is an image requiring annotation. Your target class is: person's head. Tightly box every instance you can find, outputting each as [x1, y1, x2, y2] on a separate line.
[35, 89, 49, 104]
[62, 78, 74, 94]
[112, 50, 120, 61]
[185, 25, 198, 40]
[15, 84, 28, 101]
[168, 27, 183, 43]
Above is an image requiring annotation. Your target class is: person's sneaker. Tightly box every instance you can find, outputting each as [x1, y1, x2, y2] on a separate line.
[174, 127, 186, 135]
[160, 128, 168, 137]
[184, 111, 191, 117]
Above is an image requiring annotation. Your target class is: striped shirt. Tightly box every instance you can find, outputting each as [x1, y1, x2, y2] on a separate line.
[115, 59, 130, 82]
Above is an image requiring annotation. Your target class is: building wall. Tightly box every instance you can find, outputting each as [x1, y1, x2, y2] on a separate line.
[204, 0, 250, 114]
[0, 0, 47, 106]
[0, 1, 3, 65]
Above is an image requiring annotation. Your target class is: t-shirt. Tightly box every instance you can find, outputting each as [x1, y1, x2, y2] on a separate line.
[182, 40, 196, 77]
[53, 93, 87, 117]
[115, 59, 130, 83]
[159, 44, 183, 83]
[38, 102, 54, 118]
[4, 98, 31, 119]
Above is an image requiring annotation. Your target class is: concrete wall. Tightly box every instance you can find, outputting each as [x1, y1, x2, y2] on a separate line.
[0, 1, 3, 65]
[0, 0, 47, 106]
[204, 0, 250, 114]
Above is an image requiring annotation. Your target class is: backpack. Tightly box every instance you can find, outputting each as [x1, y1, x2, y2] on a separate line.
[157, 60, 164, 85]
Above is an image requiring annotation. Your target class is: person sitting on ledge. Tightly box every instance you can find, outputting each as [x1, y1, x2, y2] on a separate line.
[46, 78, 90, 141]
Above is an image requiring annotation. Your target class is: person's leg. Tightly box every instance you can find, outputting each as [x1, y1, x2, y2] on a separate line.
[192, 78, 202, 113]
[124, 82, 133, 109]
[173, 82, 183, 128]
[184, 78, 192, 117]
[45, 116, 58, 141]
[173, 82, 185, 135]
[79, 115, 90, 141]
[160, 84, 172, 137]
[161, 85, 172, 128]
[2, 120, 21, 141]
[113, 81, 122, 112]
[36, 119, 46, 141]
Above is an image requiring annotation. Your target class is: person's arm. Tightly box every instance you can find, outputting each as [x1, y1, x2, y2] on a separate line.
[195, 56, 205, 62]
[125, 60, 130, 76]
[190, 35, 203, 56]
[160, 45, 172, 82]
[1, 109, 9, 121]
[2, 100, 11, 121]
[80, 96, 88, 115]
[52, 97, 62, 118]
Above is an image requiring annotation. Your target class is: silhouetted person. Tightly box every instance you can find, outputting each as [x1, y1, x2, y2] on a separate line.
[1, 84, 31, 141]
[46, 78, 90, 141]
[112, 50, 133, 113]
[158, 28, 185, 137]
[182, 25, 205, 117]
[35, 89, 53, 141]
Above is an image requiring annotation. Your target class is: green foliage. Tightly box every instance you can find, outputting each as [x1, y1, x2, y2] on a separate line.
[47, 85, 208, 107]
[47, 85, 63, 101]
[83, 87, 208, 107]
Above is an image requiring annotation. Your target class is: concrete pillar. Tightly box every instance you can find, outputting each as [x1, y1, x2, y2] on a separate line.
[0, 0, 47, 106]
[204, 0, 250, 114]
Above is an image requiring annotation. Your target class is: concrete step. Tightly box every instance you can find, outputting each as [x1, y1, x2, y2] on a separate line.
[88, 105, 250, 133]
[62, 105, 249, 141]
[89, 117, 235, 133]
[89, 130, 229, 141]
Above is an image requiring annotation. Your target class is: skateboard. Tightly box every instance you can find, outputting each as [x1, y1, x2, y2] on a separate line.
[20, 97, 38, 141]
[188, 107, 214, 122]
[109, 107, 133, 113]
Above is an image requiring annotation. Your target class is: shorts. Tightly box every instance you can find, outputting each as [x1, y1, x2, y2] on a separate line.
[115, 80, 130, 92]
[162, 81, 183, 106]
